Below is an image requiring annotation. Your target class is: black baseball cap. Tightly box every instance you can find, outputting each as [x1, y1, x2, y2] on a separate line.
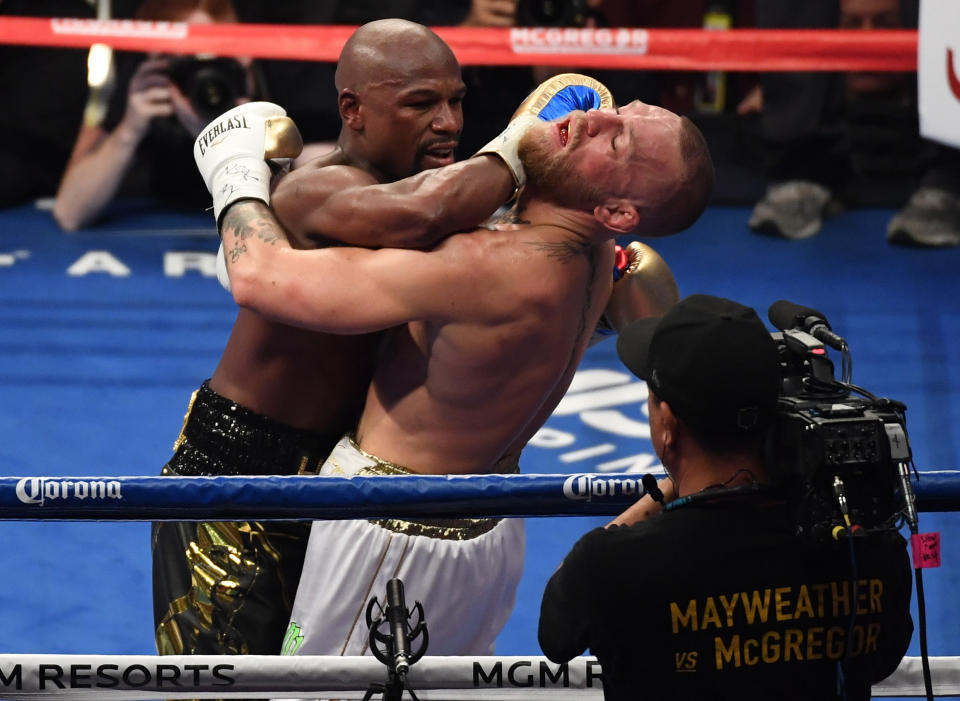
[616, 294, 781, 437]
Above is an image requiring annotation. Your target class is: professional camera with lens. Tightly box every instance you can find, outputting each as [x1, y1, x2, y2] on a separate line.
[516, 0, 589, 27]
[167, 56, 250, 122]
[764, 308, 914, 541]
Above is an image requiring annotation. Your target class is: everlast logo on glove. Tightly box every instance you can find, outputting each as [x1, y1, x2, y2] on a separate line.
[197, 114, 250, 157]
[194, 102, 292, 227]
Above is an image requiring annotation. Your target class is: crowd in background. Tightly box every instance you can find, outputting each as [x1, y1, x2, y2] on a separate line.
[1, 0, 957, 246]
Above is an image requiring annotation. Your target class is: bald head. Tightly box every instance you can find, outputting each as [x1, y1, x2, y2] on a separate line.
[332, 19, 465, 181]
[336, 19, 458, 93]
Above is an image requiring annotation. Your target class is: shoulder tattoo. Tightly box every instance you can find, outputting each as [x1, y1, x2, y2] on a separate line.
[530, 239, 592, 264]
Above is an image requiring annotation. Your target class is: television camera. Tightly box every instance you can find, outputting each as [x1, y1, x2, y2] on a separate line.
[765, 300, 918, 540]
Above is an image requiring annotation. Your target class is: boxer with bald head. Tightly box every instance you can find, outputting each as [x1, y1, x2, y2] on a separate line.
[331, 19, 461, 176]
[152, 18, 518, 659]
[213, 99, 713, 658]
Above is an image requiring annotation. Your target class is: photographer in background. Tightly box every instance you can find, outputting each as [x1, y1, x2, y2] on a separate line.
[53, 0, 260, 231]
[539, 294, 913, 701]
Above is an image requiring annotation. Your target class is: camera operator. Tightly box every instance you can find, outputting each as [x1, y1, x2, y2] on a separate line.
[538, 294, 913, 701]
[53, 0, 260, 231]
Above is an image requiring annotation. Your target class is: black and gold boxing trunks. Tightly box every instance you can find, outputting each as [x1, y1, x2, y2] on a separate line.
[152, 380, 339, 657]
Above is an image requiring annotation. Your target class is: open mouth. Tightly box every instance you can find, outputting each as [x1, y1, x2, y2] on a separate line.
[559, 122, 569, 147]
[423, 142, 457, 165]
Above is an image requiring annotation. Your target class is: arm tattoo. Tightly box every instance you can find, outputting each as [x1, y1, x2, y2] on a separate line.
[226, 239, 247, 264]
[220, 203, 286, 263]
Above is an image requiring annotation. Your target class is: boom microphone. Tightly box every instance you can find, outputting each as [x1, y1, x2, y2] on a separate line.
[768, 300, 847, 351]
[385, 578, 412, 676]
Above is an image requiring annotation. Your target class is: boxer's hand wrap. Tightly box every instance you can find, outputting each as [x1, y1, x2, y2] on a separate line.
[194, 101, 303, 231]
[589, 242, 679, 347]
[474, 73, 614, 189]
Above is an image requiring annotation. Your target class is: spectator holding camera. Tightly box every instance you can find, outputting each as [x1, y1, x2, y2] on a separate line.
[53, 0, 259, 230]
[539, 294, 914, 701]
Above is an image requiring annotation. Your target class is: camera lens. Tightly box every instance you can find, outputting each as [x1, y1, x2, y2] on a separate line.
[168, 57, 249, 121]
[188, 65, 237, 119]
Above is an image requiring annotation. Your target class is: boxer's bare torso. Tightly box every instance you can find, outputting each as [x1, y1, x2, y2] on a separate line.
[355, 227, 615, 474]
[223, 186, 616, 474]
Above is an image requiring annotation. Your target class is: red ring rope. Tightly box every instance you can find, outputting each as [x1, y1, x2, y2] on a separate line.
[0, 17, 917, 71]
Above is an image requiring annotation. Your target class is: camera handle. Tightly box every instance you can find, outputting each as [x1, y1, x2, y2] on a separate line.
[781, 329, 835, 384]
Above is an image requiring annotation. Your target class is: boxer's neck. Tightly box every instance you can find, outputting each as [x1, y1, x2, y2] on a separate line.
[515, 195, 609, 246]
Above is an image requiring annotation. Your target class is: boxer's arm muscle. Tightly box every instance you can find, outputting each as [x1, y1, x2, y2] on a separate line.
[272, 156, 514, 249]
[224, 201, 472, 334]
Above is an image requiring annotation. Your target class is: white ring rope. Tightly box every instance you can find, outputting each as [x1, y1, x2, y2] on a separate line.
[0, 654, 956, 699]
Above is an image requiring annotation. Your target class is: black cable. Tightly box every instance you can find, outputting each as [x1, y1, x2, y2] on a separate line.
[799, 374, 850, 400]
[801, 374, 882, 403]
[900, 458, 933, 701]
[403, 675, 422, 701]
[838, 531, 859, 701]
[915, 567, 934, 700]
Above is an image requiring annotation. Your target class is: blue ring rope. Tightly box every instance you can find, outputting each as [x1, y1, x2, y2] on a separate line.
[0, 471, 956, 521]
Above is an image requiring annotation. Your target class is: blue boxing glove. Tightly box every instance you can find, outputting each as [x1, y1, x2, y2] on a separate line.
[474, 73, 614, 189]
[514, 74, 613, 121]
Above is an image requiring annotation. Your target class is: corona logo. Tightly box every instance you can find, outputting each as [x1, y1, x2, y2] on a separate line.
[562, 474, 644, 501]
[15, 478, 122, 506]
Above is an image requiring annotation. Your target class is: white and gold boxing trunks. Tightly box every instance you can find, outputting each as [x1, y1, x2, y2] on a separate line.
[280, 435, 526, 659]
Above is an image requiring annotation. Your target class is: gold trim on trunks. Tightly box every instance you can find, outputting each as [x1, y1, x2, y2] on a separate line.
[346, 436, 520, 541]
[171, 388, 199, 453]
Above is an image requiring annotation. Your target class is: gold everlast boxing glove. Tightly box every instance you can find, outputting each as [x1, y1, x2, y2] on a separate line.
[590, 242, 679, 346]
[474, 73, 615, 190]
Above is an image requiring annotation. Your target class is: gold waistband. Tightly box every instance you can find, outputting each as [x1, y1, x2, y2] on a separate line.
[369, 515, 500, 540]
[350, 438, 520, 541]
[347, 435, 521, 476]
